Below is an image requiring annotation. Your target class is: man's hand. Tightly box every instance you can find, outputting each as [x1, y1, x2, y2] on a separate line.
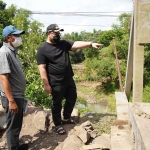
[71, 41, 103, 50]
[44, 84, 52, 94]
[9, 101, 18, 113]
[92, 43, 103, 49]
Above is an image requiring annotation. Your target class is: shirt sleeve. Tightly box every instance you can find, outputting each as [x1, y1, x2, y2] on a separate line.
[36, 47, 47, 65]
[64, 40, 74, 51]
[0, 52, 11, 74]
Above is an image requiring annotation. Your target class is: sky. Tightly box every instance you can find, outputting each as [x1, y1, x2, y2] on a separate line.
[3, 0, 133, 34]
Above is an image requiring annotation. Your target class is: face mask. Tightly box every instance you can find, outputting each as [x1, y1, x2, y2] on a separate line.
[12, 37, 22, 47]
[53, 34, 60, 43]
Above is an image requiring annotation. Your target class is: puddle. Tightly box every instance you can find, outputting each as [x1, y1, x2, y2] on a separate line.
[75, 102, 107, 113]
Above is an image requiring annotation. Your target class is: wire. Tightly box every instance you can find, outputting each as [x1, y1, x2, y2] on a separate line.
[17, 11, 132, 17]
[0, 21, 112, 27]
[44, 23, 112, 27]
[31, 11, 132, 14]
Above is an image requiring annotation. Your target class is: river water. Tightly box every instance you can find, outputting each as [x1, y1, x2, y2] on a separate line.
[75, 102, 108, 113]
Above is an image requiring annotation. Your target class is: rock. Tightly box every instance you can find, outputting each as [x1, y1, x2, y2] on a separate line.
[81, 121, 92, 127]
[90, 129, 98, 138]
[75, 126, 91, 143]
[32, 110, 48, 131]
[0, 103, 113, 150]
[80, 144, 104, 150]
[84, 125, 93, 131]
[55, 135, 83, 150]
[92, 134, 111, 149]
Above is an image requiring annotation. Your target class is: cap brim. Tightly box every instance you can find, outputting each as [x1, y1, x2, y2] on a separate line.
[12, 30, 25, 35]
[53, 29, 64, 32]
[60, 29, 64, 31]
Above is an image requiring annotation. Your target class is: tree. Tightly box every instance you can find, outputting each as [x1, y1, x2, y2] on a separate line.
[0, 1, 51, 107]
[0, 1, 16, 45]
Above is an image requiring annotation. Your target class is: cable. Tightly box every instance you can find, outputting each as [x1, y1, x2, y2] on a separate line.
[30, 11, 132, 14]
[0, 21, 112, 27]
[16, 11, 132, 17]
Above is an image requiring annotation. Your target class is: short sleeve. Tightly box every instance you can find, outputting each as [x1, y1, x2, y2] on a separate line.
[36, 47, 47, 65]
[64, 40, 74, 51]
[0, 52, 11, 74]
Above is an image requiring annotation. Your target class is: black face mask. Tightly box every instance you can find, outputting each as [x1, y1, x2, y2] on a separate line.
[53, 34, 60, 43]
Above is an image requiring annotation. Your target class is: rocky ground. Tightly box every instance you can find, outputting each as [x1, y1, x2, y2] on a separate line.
[0, 103, 116, 150]
[0, 82, 116, 150]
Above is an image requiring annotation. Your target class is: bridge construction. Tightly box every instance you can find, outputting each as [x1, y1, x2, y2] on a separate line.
[111, 0, 150, 149]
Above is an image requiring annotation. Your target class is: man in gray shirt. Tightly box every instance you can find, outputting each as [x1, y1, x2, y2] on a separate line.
[0, 25, 28, 150]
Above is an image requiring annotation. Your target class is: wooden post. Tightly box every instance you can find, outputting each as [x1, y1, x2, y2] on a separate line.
[113, 37, 124, 92]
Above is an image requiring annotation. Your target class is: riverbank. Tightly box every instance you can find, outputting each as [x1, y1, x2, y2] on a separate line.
[75, 81, 117, 136]
[0, 81, 117, 149]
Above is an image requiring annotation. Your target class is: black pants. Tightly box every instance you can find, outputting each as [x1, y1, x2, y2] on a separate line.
[51, 78, 77, 126]
[1, 96, 24, 150]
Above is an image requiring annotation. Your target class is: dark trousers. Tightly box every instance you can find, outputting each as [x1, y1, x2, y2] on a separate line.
[51, 78, 77, 126]
[1, 96, 24, 150]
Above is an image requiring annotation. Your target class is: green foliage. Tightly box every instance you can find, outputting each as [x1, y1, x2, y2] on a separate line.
[76, 96, 87, 105]
[78, 107, 91, 115]
[143, 85, 150, 103]
[117, 13, 131, 33]
[3, 0, 150, 107]
[18, 20, 48, 107]
[0, 2, 16, 46]
[25, 67, 52, 108]
[144, 44, 150, 86]
[0, 1, 50, 107]
[62, 30, 103, 63]
[84, 47, 99, 59]
[69, 50, 85, 63]
[98, 30, 118, 47]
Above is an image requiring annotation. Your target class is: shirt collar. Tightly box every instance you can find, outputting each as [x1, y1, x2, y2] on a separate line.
[3, 42, 16, 51]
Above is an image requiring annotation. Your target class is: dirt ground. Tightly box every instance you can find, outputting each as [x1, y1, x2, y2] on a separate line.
[0, 109, 116, 150]
[0, 81, 116, 150]
[0, 107, 78, 150]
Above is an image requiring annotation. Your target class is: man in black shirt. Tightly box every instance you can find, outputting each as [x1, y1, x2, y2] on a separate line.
[36, 24, 103, 135]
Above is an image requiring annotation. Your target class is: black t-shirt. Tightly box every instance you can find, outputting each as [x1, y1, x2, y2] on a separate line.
[36, 40, 74, 86]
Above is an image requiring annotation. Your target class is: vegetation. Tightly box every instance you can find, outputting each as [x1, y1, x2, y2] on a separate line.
[0, 0, 150, 110]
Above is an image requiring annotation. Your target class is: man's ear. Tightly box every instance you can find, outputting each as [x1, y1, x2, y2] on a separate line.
[5, 35, 11, 42]
[46, 32, 50, 36]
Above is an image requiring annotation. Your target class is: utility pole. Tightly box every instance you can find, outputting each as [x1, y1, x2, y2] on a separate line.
[113, 37, 124, 92]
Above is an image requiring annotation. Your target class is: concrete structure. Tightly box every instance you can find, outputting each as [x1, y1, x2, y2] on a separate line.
[111, 92, 150, 150]
[113, 1, 150, 148]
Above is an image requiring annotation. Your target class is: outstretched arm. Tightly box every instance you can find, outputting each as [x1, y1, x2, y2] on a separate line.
[71, 41, 103, 50]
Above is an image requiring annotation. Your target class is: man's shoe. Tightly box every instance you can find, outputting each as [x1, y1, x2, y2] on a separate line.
[18, 144, 28, 150]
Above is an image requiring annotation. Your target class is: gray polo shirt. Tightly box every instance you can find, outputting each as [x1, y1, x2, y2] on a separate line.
[0, 42, 26, 98]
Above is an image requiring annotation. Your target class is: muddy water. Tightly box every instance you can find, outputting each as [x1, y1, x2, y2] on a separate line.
[75, 102, 107, 113]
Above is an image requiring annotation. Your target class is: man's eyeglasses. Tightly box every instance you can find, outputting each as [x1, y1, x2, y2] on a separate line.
[50, 31, 62, 36]
[48, 30, 60, 34]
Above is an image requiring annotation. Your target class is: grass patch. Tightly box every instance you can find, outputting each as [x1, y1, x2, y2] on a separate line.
[76, 82, 116, 112]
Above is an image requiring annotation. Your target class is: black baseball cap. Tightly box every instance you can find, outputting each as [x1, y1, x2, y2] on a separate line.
[46, 24, 64, 33]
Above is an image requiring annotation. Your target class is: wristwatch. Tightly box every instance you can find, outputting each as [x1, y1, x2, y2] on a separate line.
[90, 42, 93, 47]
